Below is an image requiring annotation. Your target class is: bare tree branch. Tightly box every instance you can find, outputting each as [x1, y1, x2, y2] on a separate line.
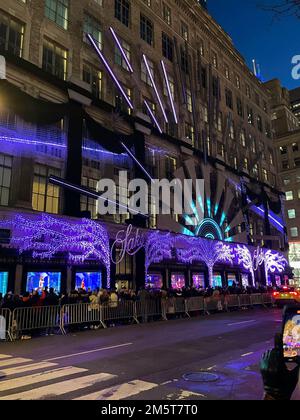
[259, 0, 300, 19]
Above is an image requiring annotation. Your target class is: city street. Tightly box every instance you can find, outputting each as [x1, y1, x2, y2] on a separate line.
[0, 308, 299, 401]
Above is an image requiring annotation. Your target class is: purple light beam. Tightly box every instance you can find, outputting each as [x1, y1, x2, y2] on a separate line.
[109, 27, 134, 73]
[142, 54, 168, 124]
[161, 60, 178, 124]
[144, 100, 163, 134]
[87, 33, 133, 110]
[120, 141, 154, 183]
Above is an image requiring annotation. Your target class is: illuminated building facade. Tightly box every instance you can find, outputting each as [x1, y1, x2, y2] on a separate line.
[265, 80, 300, 286]
[0, 0, 288, 293]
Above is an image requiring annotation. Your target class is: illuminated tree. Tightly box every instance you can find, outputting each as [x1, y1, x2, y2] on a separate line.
[0, 214, 111, 287]
[178, 239, 235, 287]
[235, 245, 255, 286]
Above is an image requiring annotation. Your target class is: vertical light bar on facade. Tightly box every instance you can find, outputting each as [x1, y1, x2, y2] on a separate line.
[161, 60, 178, 124]
[87, 34, 133, 110]
[144, 100, 163, 134]
[109, 27, 134, 73]
[142, 54, 168, 124]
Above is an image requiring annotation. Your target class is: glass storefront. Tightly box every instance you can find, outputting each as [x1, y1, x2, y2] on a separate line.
[75, 271, 102, 291]
[0, 272, 8, 295]
[192, 273, 206, 289]
[171, 273, 186, 290]
[26, 271, 61, 294]
[227, 273, 237, 287]
[146, 274, 163, 290]
[213, 272, 223, 288]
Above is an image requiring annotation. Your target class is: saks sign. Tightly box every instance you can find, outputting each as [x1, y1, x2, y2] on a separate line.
[111, 224, 145, 264]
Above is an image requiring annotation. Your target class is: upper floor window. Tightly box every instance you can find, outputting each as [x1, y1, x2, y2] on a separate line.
[32, 165, 60, 214]
[0, 13, 24, 57]
[140, 15, 154, 46]
[81, 177, 98, 219]
[0, 154, 12, 207]
[162, 32, 173, 62]
[82, 63, 102, 99]
[45, 0, 69, 30]
[181, 22, 189, 42]
[212, 52, 218, 69]
[141, 58, 154, 86]
[42, 39, 68, 80]
[115, 0, 130, 27]
[181, 47, 189, 74]
[225, 88, 233, 109]
[115, 38, 131, 70]
[83, 14, 102, 49]
[163, 3, 172, 25]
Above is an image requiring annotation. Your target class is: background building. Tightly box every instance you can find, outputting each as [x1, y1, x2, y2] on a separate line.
[265, 79, 300, 286]
[290, 87, 300, 124]
[0, 0, 288, 294]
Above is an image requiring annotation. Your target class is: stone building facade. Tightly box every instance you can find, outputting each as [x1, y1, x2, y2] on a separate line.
[0, 0, 288, 293]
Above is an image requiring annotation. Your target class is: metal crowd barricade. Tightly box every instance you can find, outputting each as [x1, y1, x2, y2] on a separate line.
[101, 300, 139, 326]
[61, 303, 106, 333]
[250, 294, 264, 306]
[12, 306, 61, 339]
[0, 308, 12, 341]
[186, 297, 205, 315]
[262, 293, 274, 307]
[136, 299, 162, 322]
[224, 295, 240, 310]
[174, 297, 189, 317]
[204, 297, 223, 314]
[238, 294, 252, 308]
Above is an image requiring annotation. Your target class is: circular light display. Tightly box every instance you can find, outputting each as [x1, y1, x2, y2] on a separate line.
[195, 218, 223, 241]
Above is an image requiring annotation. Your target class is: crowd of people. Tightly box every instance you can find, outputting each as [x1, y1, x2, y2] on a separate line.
[0, 283, 272, 311]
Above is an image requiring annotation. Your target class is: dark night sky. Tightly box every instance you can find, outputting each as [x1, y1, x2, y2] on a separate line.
[208, 0, 300, 90]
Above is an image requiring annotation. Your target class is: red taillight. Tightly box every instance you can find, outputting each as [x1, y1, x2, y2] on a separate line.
[273, 292, 279, 297]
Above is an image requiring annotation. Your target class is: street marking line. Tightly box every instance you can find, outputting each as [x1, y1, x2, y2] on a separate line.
[74, 380, 157, 401]
[0, 372, 116, 400]
[0, 358, 32, 368]
[0, 355, 12, 360]
[207, 365, 217, 371]
[44, 343, 133, 362]
[0, 367, 87, 392]
[227, 320, 257, 327]
[241, 352, 254, 357]
[0, 362, 57, 377]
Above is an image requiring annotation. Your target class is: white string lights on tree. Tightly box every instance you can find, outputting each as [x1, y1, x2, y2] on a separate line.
[263, 250, 288, 286]
[145, 231, 174, 278]
[178, 239, 235, 286]
[235, 245, 255, 286]
[0, 214, 111, 288]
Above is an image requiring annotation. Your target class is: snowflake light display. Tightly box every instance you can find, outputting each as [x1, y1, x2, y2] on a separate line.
[0, 214, 111, 287]
[235, 245, 255, 286]
[145, 231, 174, 277]
[178, 238, 235, 286]
[263, 250, 288, 285]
